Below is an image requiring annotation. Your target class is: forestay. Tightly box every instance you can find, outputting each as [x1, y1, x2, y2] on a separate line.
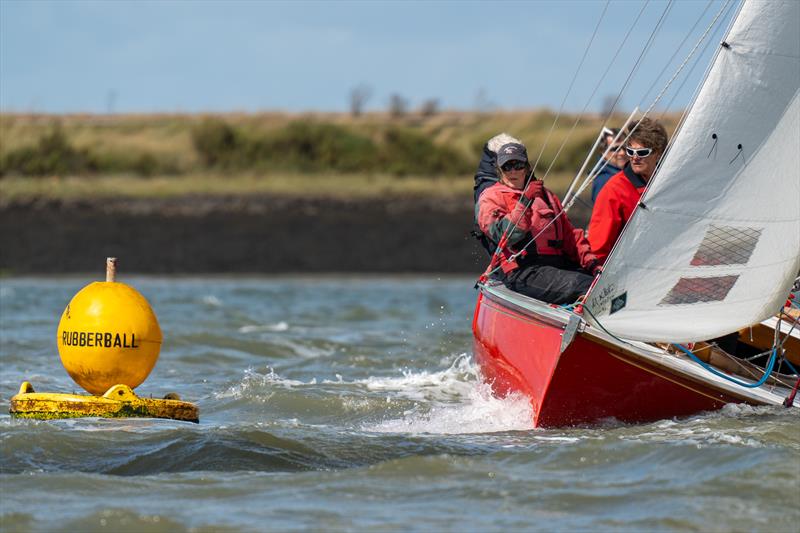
[585, 0, 800, 343]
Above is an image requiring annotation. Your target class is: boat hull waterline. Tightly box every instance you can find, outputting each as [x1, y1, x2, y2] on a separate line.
[472, 283, 793, 428]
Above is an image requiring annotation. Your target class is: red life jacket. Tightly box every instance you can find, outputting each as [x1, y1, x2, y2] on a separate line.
[477, 182, 597, 271]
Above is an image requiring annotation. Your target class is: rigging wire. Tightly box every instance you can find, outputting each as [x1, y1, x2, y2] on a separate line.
[639, 0, 715, 108]
[660, 0, 738, 117]
[530, 1, 611, 176]
[540, 0, 675, 182]
[478, 2, 615, 282]
[574, 0, 737, 285]
[479, 0, 743, 283]
[569, 0, 735, 207]
[478, 1, 658, 281]
[564, 0, 734, 208]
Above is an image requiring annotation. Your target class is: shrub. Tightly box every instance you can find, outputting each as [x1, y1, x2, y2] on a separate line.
[0, 124, 96, 177]
[380, 128, 471, 176]
[191, 119, 240, 167]
[230, 121, 378, 173]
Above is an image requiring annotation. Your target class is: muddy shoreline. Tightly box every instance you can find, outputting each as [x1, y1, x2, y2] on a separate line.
[1, 196, 493, 274]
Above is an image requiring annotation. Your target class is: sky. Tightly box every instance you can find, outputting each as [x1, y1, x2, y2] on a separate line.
[0, 0, 739, 114]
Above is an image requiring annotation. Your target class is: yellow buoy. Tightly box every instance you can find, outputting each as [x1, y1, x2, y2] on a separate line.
[10, 257, 198, 423]
[56, 258, 162, 395]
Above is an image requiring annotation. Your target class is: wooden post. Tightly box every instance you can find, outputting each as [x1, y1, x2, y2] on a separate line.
[106, 257, 117, 282]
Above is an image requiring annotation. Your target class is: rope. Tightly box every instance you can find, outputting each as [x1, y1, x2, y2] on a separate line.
[784, 377, 800, 407]
[582, 306, 783, 392]
[673, 343, 778, 389]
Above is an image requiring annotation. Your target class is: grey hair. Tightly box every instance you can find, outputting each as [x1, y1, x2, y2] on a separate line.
[487, 132, 523, 153]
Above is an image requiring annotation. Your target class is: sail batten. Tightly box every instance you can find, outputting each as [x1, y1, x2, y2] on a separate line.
[585, 0, 800, 343]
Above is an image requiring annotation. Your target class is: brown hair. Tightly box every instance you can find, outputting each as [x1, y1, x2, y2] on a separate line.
[626, 118, 668, 155]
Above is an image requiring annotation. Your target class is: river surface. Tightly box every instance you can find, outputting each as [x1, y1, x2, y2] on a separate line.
[1, 276, 798, 532]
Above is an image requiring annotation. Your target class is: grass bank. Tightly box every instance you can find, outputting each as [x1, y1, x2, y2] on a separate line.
[0, 110, 680, 201]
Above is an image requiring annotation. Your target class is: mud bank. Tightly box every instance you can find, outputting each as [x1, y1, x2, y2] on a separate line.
[1, 195, 509, 274]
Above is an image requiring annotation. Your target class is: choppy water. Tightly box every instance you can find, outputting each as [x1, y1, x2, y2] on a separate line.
[1, 276, 798, 532]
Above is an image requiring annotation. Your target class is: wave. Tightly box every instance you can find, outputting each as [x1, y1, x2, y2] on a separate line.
[237, 321, 290, 333]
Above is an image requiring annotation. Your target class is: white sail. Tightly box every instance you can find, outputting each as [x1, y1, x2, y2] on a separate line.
[585, 0, 800, 343]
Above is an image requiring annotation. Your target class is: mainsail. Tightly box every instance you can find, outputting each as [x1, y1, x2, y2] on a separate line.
[585, 0, 800, 343]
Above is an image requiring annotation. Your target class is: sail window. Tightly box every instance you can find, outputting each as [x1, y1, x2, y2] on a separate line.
[660, 275, 738, 305]
[689, 225, 762, 266]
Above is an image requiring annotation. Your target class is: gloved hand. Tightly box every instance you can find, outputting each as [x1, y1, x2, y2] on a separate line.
[523, 179, 544, 201]
[588, 260, 603, 276]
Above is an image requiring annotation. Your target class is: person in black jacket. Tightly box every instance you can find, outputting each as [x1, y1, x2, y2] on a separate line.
[473, 132, 522, 202]
[472, 133, 524, 256]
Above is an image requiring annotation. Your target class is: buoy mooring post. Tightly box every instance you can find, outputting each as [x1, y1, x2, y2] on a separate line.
[9, 257, 199, 422]
[107, 256, 117, 282]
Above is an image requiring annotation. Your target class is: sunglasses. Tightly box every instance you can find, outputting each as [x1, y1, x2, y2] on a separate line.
[501, 160, 527, 172]
[625, 146, 653, 158]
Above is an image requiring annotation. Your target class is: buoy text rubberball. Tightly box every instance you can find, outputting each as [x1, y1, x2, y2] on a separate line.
[57, 281, 162, 395]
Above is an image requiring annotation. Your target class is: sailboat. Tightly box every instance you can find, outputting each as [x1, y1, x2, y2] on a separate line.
[472, 0, 800, 427]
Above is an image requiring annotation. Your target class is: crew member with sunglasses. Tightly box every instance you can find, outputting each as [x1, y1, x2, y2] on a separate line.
[477, 142, 601, 305]
[588, 117, 669, 264]
[590, 127, 629, 203]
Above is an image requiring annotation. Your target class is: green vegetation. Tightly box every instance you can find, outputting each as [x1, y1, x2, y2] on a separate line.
[0, 111, 680, 199]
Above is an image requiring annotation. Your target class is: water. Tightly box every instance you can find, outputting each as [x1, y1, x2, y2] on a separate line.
[1, 276, 798, 532]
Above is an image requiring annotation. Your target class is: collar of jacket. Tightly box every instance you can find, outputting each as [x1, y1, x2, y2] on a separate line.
[490, 182, 523, 195]
[592, 158, 621, 174]
[623, 163, 647, 189]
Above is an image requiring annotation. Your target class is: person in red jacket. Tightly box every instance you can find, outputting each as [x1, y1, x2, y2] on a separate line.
[477, 142, 600, 305]
[588, 118, 669, 264]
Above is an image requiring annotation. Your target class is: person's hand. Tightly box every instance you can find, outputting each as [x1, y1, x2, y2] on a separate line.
[523, 179, 544, 201]
[591, 262, 603, 276]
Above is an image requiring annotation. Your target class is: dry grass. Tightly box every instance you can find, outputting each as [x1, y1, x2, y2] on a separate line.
[0, 110, 679, 201]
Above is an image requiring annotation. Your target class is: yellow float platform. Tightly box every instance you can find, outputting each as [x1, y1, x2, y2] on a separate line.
[9, 382, 199, 423]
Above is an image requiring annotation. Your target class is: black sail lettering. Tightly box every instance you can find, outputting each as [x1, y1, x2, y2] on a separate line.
[132, 333, 138, 348]
[72, 332, 78, 345]
[62, 331, 68, 346]
[114, 334, 122, 348]
[79, 332, 86, 346]
[87, 333, 93, 347]
[105, 332, 112, 348]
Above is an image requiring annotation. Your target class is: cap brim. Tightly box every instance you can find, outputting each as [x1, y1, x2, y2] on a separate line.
[497, 155, 527, 166]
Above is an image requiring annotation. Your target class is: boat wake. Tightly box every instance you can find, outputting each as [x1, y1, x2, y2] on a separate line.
[359, 354, 534, 434]
[211, 353, 535, 434]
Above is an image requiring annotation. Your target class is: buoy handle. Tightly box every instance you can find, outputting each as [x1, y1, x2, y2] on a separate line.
[106, 257, 117, 282]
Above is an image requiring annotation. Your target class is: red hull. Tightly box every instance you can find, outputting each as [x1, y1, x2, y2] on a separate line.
[472, 288, 764, 428]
